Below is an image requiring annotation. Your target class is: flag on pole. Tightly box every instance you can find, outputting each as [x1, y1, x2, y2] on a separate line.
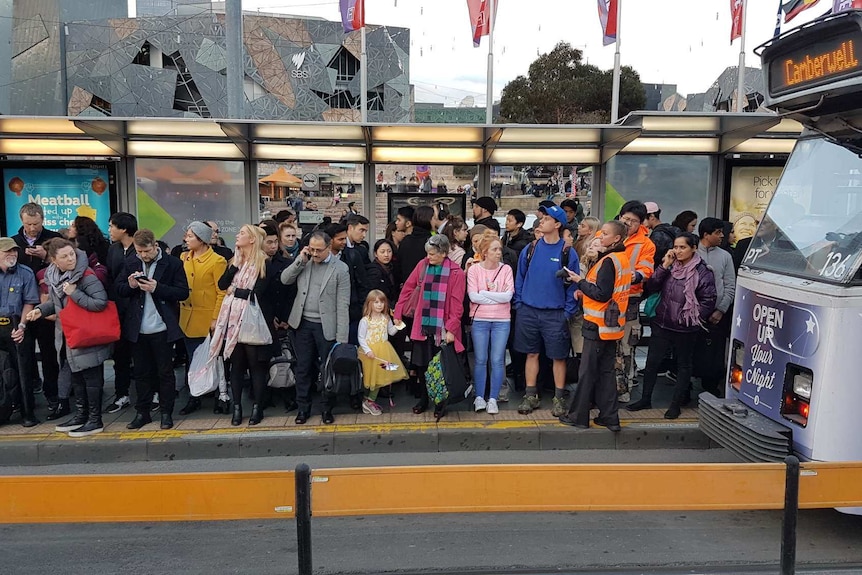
[774, 0, 783, 35]
[597, 0, 618, 46]
[467, 0, 498, 47]
[339, 0, 364, 33]
[730, 0, 744, 43]
[782, 0, 820, 23]
[834, 0, 862, 12]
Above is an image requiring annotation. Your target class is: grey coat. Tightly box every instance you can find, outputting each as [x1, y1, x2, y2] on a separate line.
[38, 248, 112, 373]
[281, 255, 350, 343]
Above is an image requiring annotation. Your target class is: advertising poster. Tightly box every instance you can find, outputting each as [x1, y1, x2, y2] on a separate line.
[729, 166, 785, 240]
[3, 165, 112, 234]
[135, 159, 246, 248]
[732, 285, 821, 421]
[386, 193, 467, 224]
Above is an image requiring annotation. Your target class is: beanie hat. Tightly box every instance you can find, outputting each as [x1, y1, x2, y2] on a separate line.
[473, 196, 498, 214]
[187, 221, 213, 243]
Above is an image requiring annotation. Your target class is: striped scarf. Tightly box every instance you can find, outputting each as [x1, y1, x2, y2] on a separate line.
[420, 261, 451, 344]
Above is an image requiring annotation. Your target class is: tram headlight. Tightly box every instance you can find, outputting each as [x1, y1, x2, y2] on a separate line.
[792, 373, 813, 399]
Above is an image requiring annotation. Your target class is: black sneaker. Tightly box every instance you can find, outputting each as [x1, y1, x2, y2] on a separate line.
[105, 395, 130, 414]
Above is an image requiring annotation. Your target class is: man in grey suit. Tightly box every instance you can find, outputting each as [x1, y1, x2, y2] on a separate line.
[281, 231, 350, 425]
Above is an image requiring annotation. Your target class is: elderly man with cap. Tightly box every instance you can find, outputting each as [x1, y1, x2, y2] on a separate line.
[0, 237, 40, 427]
[512, 204, 580, 417]
[472, 196, 500, 233]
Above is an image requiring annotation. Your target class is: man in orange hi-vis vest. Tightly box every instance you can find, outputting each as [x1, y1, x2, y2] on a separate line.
[615, 201, 655, 404]
[559, 220, 631, 431]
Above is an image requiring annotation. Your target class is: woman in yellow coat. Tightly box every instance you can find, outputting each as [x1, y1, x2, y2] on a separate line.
[178, 221, 227, 415]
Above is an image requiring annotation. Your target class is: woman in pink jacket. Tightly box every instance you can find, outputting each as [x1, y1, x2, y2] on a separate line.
[394, 234, 465, 417]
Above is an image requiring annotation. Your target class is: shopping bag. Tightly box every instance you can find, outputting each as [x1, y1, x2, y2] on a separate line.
[440, 343, 472, 405]
[238, 294, 272, 345]
[188, 335, 225, 397]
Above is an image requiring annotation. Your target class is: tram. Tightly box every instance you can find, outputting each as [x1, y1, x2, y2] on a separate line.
[699, 10, 862, 478]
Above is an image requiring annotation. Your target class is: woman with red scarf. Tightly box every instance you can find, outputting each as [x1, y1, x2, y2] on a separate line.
[627, 232, 716, 419]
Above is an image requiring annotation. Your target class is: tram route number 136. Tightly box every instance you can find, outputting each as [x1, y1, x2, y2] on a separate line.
[818, 251, 851, 279]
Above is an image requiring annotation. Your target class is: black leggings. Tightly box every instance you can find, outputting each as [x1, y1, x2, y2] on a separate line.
[229, 343, 268, 406]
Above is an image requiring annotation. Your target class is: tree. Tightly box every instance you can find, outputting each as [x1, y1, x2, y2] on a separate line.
[498, 42, 645, 124]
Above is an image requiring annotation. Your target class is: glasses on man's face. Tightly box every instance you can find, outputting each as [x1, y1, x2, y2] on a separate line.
[308, 247, 325, 253]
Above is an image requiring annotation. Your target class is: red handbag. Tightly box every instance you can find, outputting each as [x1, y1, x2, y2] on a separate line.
[57, 275, 121, 350]
[401, 266, 426, 319]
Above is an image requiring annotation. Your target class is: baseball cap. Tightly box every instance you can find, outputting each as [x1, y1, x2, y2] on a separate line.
[644, 201, 660, 215]
[0, 238, 19, 252]
[538, 205, 568, 227]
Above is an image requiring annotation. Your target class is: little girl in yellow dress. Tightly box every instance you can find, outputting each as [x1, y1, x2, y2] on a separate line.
[358, 290, 407, 415]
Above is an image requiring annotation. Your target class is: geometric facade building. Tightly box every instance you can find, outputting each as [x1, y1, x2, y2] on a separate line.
[64, 12, 412, 122]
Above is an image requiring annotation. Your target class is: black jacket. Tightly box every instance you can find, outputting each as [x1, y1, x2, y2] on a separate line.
[12, 226, 62, 274]
[342, 243, 371, 322]
[503, 228, 532, 256]
[397, 227, 433, 287]
[649, 223, 680, 267]
[265, 252, 296, 323]
[105, 241, 136, 311]
[366, 260, 399, 305]
[577, 243, 627, 341]
[219, 260, 279, 359]
[473, 215, 501, 233]
[116, 250, 190, 344]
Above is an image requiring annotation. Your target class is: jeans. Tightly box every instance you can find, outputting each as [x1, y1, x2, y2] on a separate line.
[471, 320, 510, 400]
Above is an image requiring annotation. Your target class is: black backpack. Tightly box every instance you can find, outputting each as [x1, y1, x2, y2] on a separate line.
[320, 343, 364, 397]
[524, 239, 574, 273]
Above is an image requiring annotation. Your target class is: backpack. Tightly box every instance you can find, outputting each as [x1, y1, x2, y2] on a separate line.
[320, 343, 364, 397]
[268, 333, 297, 389]
[524, 239, 573, 273]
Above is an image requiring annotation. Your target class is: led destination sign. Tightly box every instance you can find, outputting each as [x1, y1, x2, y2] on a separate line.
[768, 30, 862, 95]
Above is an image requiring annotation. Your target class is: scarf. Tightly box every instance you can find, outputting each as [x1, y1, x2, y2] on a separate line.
[284, 243, 301, 260]
[671, 253, 703, 327]
[209, 261, 257, 360]
[420, 260, 451, 344]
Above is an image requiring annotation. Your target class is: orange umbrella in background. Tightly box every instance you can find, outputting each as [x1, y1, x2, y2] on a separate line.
[259, 167, 302, 200]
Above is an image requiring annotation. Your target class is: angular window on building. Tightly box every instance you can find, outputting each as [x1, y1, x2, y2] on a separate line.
[604, 155, 711, 225]
[135, 158, 246, 249]
[258, 161, 364, 239]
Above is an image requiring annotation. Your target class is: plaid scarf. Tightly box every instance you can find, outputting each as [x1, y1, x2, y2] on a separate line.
[420, 261, 451, 344]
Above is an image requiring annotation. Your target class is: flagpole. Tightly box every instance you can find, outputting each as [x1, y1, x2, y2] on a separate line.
[610, 0, 622, 122]
[486, 0, 494, 124]
[736, 0, 747, 112]
[361, 22, 368, 122]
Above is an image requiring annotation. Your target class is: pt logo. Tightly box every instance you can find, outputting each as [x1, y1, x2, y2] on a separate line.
[291, 52, 309, 79]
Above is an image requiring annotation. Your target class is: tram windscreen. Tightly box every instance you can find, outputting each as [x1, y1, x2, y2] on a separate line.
[743, 135, 862, 284]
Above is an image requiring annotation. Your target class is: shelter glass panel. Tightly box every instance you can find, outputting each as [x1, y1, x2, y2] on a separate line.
[135, 158, 246, 249]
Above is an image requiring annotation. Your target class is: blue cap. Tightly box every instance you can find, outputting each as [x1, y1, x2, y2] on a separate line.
[539, 205, 568, 227]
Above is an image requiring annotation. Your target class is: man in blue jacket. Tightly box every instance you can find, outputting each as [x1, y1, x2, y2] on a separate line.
[116, 229, 190, 430]
[513, 204, 580, 416]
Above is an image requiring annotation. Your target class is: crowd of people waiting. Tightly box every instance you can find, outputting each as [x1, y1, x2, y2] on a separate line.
[0, 192, 742, 435]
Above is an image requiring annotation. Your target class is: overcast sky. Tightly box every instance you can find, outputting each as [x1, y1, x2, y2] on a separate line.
[134, 1, 831, 106]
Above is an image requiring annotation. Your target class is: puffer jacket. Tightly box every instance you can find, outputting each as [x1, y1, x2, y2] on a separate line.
[37, 248, 112, 373]
[645, 260, 716, 333]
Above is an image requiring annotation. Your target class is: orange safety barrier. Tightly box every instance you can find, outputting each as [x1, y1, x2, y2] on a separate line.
[0, 471, 296, 524]
[799, 461, 862, 509]
[309, 463, 789, 516]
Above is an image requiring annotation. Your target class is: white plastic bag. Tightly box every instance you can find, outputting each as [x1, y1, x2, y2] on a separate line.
[238, 295, 272, 345]
[188, 335, 226, 397]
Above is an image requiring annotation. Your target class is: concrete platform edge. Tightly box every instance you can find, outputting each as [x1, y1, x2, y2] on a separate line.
[0, 422, 714, 466]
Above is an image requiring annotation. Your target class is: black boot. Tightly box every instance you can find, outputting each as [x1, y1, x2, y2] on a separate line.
[248, 404, 263, 425]
[664, 402, 682, 419]
[55, 385, 88, 432]
[231, 403, 242, 426]
[68, 387, 104, 437]
[179, 396, 201, 415]
[20, 380, 39, 428]
[46, 398, 70, 421]
[160, 412, 174, 430]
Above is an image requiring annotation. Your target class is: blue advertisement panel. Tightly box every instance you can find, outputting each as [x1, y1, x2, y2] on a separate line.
[733, 285, 822, 418]
[3, 166, 112, 234]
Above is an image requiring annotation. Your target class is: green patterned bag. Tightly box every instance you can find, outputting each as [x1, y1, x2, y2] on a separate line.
[424, 350, 448, 405]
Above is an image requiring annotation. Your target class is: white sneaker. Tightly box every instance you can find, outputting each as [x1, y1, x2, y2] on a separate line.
[362, 399, 382, 416]
[474, 396, 487, 412]
[486, 398, 499, 415]
[105, 395, 130, 414]
[150, 392, 160, 412]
